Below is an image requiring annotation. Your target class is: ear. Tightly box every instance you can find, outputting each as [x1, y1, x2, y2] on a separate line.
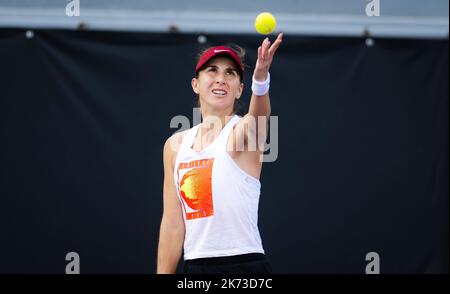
[191, 78, 200, 94]
[236, 82, 244, 99]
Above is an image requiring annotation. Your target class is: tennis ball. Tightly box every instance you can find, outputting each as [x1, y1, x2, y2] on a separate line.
[254, 12, 276, 35]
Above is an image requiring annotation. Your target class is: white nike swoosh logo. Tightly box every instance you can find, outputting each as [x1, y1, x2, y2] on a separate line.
[214, 49, 229, 53]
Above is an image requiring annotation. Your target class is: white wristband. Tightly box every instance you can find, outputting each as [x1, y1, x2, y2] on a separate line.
[251, 72, 270, 96]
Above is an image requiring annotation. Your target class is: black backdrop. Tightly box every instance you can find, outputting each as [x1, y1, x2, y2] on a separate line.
[0, 29, 448, 274]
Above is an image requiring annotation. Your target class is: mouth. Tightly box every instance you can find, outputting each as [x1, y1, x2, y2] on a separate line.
[211, 88, 228, 96]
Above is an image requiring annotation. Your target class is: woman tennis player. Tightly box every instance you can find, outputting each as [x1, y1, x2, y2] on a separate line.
[157, 33, 283, 274]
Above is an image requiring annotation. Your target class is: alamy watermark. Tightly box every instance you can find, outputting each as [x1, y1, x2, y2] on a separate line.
[169, 108, 278, 162]
[365, 0, 380, 17]
[65, 251, 80, 274]
[365, 251, 380, 274]
[65, 0, 80, 17]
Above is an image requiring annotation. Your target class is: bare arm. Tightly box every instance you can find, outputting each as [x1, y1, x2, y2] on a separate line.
[248, 33, 283, 120]
[156, 136, 185, 274]
[240, 33, 283, 145]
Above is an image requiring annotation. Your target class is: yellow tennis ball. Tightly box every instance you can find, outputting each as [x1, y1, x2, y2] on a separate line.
[254, 12, 276, 35]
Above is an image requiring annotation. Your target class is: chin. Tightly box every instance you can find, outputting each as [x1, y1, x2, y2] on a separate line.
[206, 98, 233, 109]
[214, 102, 233, 111]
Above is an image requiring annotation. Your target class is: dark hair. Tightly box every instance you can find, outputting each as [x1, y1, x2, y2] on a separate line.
[194, 44, 246, 113]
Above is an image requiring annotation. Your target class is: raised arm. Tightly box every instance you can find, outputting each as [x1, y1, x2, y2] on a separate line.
[236, 33, 283, 150]
[248, 32, 283, 120]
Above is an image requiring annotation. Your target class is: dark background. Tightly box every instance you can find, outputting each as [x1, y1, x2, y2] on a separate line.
[0, 28, 448, 273]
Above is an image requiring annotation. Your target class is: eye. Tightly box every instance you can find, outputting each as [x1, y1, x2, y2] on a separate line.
[207, 67, 217, 72]
[226, 70, 236, 76]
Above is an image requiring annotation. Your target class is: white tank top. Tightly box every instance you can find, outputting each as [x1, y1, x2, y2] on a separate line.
[173, 115, 265, 260]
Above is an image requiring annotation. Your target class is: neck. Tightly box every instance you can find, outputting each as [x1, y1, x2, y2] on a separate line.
[200, 107, 234, 132]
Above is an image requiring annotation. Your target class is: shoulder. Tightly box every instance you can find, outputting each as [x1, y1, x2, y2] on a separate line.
[232, 114, 258, 139]
[235, 114, 257, 128]
[163, 128, 190, 168]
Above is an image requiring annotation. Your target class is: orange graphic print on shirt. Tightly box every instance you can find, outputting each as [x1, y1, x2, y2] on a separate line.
[177, 158, 214, 220]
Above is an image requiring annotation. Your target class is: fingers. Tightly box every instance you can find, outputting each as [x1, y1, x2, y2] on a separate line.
[268, 32, 283, 56]
[258, 32, 282, 65]
[260, 37, 270, 60]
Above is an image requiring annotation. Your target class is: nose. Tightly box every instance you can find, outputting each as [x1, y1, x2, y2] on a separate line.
[215, 72, 226, 84]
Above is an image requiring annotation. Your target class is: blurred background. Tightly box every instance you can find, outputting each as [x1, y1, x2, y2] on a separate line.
[0, 0, 448, 273]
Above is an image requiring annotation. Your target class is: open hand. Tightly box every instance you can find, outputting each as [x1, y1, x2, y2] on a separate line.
[254, 32, 283, 81]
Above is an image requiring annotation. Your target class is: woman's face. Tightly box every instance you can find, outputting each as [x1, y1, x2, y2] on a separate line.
[192, 56, 243, 112]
